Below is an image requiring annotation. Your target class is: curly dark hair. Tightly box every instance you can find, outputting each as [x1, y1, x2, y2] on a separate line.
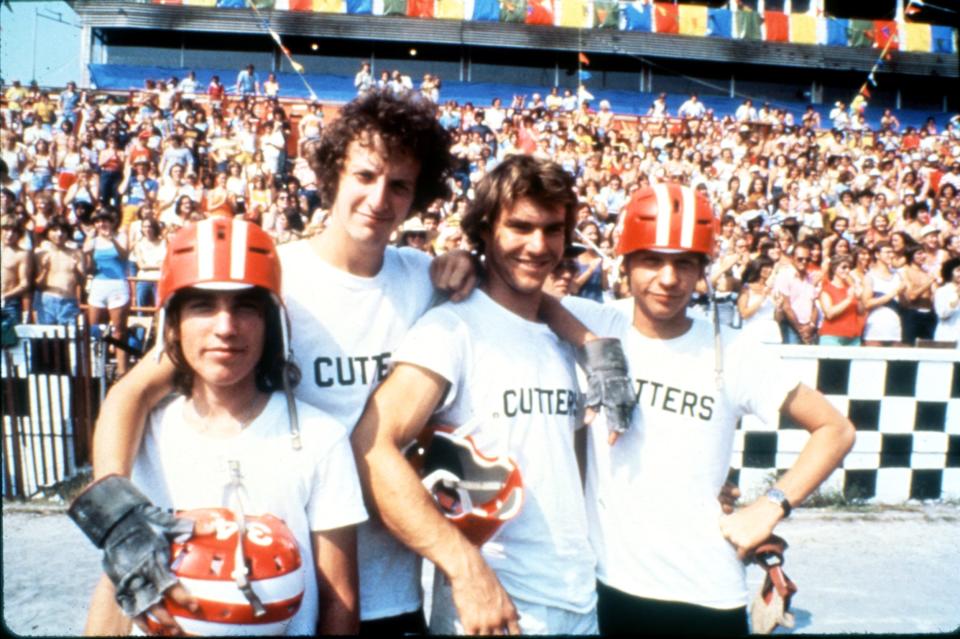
[461, 154, 577, 256]
[310, 89, 452, 214]
[163, 288, 301, 397]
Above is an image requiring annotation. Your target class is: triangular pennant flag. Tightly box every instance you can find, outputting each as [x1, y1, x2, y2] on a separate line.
[579, 52, 590, 65]
[290, 60, 304, 73]
[579, 69, 592, 81]
[867, 72, 877, 86]
[859, 84, 871, 99]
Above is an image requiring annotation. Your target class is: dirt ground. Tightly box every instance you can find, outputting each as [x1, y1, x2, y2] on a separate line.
[3, 502, 959, 636]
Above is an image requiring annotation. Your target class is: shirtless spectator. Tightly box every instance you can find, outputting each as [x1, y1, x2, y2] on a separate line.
[2, 215, 32, 337]
[34, 217, 84, 325]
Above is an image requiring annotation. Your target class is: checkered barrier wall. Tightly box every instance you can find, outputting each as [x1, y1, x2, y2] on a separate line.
[731, 346, 960, 504]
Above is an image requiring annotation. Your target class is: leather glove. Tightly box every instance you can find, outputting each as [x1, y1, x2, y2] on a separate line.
[68, 474, 194, 617]
[579, 338, 636, 435]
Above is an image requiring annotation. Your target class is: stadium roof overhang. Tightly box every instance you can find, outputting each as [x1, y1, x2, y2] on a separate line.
[72, 1, 957, 79]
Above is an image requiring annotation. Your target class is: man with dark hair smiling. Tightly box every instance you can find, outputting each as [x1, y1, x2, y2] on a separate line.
[352, 155, 601, 635]
[552, 183, 854, 635]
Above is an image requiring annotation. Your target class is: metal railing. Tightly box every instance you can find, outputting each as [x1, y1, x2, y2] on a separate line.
[1, 321, 105, 500]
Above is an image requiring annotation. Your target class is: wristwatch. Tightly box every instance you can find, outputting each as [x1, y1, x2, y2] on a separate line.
[764, 488, 792, 518]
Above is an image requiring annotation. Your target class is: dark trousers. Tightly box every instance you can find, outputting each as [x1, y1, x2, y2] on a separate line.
[359, 608, 427, 636]
[901, 308, 936, 345]
[597, 580, 748, 636]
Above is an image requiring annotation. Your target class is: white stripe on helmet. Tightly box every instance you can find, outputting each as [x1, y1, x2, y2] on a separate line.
[652, 183, 672, 246]
[197, 219, 215, 281]
[680, 186, 696, 249]
[230, 219, 248, 281]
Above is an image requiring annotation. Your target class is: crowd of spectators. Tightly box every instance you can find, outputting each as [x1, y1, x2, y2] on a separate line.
[2, 70, 960, 355]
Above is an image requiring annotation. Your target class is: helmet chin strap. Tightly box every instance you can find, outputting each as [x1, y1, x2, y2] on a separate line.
[276, 300, 302, 451]
[702, 276, 725, 391]
[224, 461, 267, 617]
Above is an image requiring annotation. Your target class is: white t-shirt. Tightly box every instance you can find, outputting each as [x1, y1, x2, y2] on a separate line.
[864, 269, 903, 341]
[934, 284, 960, 341]
[562, 298, 800, 609]
[278, 240, 436, 620]
[131, 393, 368, 635]
[394, 290, 597, 614]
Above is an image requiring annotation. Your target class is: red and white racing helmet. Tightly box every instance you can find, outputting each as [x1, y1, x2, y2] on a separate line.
[617, 183, 717, 257]
[406, 425, 523, 546]
[154, 218, 302, 449]
[144, 508, 305, 636]
[156, 217, 286, 352]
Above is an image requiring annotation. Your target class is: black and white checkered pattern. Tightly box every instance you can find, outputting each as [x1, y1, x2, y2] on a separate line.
[731, 348, 960, 504]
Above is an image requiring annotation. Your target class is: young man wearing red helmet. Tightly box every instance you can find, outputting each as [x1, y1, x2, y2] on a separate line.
[556, 183, 855, 634]
[86, 90, 472, 635]
[71, 219, 368, 635]
[352, 155, 602, 635]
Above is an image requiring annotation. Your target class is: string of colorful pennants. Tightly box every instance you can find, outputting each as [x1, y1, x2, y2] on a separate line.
[146, 0, 956, 55]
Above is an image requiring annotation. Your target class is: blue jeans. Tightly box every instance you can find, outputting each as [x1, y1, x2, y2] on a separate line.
[2, 298, 22, 347]
[780, 321, 804, 344]
[135, 281, 158, 309]
[36, 293, 81, 326]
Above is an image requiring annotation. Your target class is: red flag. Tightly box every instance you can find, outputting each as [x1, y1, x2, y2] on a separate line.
[579, 52, 590, 66]
[859, 84, 871, 99]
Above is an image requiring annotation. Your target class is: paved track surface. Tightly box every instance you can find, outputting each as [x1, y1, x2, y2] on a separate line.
[3, 504, 959, 636]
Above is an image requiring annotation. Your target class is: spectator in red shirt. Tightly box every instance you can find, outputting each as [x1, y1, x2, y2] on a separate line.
[819, 255, 864, 346]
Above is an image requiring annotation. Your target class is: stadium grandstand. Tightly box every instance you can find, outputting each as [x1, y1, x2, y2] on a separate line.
[72, 0, 957, 127]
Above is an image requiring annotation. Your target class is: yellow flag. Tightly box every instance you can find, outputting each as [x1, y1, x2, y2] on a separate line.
[437, 0, 464, 19]
[560, 0, 589, 27]
[789, 14, 817, 44]
[678, 4, 707, 36]
[313, 0, 344, 13]
[903, 22, 931, 52]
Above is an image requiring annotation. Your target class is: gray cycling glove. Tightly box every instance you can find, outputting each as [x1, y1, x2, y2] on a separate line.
[579, 338, 636, 435]
[68, 474, 193, 617]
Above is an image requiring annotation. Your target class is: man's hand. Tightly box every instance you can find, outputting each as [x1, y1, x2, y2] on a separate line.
[718, 498, 784, 560]
[430, 249, 477, 303]
[131, 583, 197, 636]
[579, 338, 636, 445]
[68, 475, 195, 620]
[718, 481, 741, 515]
[448, 552, 521, 635]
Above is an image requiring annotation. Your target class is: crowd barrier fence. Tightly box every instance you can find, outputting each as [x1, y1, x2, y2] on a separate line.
[734, 343, 960, 504]
[2, 328, 957, 503]
[1, 323, 104, 500]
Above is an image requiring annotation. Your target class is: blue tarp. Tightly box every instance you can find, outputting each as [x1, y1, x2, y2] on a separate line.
[88, 63, 954, 130]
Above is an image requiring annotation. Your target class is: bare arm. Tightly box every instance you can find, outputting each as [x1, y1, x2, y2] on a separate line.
[719, 383, 855, 558]
[91, 346, 175, 479]
[737, 287, 768, 320]
[313, 527, 359, 635]
[538, 293, 597, 346]
[862, 273, 903, 311]
[350, 363, 520, 635]
[819, 287, 856, 321]
[571, 256, 601, 294]
[84, 576, 132, 636]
